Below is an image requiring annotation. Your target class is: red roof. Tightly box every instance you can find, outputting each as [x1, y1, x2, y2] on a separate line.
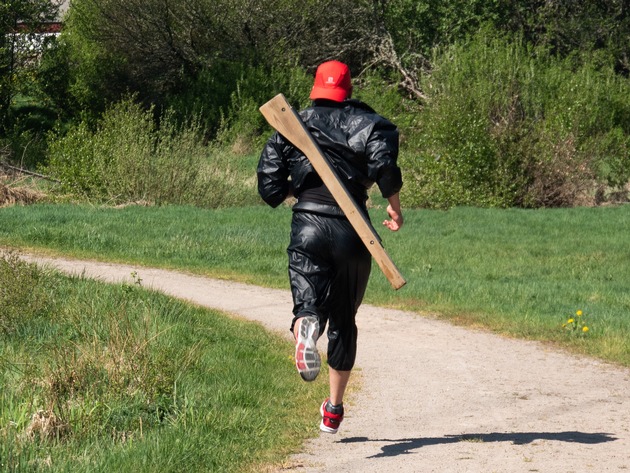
[15, 22, 63, 34]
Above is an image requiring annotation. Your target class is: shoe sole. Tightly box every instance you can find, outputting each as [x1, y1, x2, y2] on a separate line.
[320, 401, 340, 434]
[295, 316, 321, 382]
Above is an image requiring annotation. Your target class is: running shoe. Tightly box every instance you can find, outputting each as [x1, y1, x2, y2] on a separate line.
[320, 398, 344, 434]
[295, 316, 321, 382]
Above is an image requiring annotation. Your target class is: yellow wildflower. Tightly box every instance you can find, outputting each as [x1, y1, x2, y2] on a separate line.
[576, 310, 583, 317]
[582, 326, 589, 333]
[567, 318, 574, 324]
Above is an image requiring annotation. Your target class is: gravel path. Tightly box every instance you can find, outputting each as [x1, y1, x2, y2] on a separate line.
[23, 255, 630, 473]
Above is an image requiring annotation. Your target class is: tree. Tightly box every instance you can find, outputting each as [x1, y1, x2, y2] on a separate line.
[0, 0, 60, 131]
[58, 0, 630, 126]
[67, 0, 312, 101]
[58, 1, 522, 109]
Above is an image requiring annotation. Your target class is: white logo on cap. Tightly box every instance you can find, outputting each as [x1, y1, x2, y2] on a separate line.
[326, 76, 335, 84]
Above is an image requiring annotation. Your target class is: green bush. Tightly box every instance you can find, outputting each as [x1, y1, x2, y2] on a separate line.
[214, 64, 313, 153]
[402, 30, 630, 209]
[1, 124, 49, 170]
[353, 70, 423, 133]
[45, 98, 259, 207]
[1, 97, 59, 170]
[164, 61, 244, 139]
[55, 6, 130, 123]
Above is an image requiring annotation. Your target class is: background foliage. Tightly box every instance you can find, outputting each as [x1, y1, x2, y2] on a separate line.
[45, 98, 260, 207]
[402, 31, 630, 208]
[2, 0, 630, 208]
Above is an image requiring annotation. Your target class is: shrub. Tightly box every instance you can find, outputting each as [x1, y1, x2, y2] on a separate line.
[1, 102, 58, 170]
[214, 64, 313, 153]
[402, 30, 630, 208]
[353, 70, 423, 133]
[45, 98, 258, 207]
[164, 60, 248, 140]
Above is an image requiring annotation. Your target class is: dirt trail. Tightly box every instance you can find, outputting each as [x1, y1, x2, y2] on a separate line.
[23, 255, 630, 473]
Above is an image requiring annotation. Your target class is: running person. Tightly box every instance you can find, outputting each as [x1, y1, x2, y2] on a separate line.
[257, 60, 403, 434]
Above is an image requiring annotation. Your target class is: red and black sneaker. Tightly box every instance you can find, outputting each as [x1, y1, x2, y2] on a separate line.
[320, 398, 344, 434]
[295, 316, 321, 382]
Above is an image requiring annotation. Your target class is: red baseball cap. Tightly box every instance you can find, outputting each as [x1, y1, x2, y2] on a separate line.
[309, 60, 352, 102]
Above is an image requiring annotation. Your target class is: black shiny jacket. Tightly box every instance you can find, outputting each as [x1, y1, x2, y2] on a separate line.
[257, 99, 402, 210]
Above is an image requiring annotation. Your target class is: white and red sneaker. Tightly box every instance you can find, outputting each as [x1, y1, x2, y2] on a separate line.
[320, 398, 344, 434]
[295, 316, 321, 382]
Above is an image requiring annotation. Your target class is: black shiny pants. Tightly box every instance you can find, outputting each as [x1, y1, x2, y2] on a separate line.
[287, 210, 371, 371]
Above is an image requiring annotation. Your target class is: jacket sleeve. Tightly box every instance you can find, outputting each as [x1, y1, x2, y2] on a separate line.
[257, 132, 291, 208]
[366, 118, 402, 198]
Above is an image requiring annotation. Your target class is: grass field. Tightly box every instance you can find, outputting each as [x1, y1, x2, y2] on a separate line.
[1, 202, 629, 368]
[2, 202, 630, 471]
[0, 253, 327, 472]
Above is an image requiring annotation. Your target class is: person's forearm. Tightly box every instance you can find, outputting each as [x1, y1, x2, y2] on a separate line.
[387, 192, 402, 215]
[383, 192, 403, 231]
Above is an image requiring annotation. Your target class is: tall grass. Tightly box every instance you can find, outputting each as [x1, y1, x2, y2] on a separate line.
[0, 251, 327, 472]
[0, 203, 629, 366]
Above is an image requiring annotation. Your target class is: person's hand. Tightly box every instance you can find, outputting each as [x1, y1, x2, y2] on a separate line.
[382, 204, 403, 231]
